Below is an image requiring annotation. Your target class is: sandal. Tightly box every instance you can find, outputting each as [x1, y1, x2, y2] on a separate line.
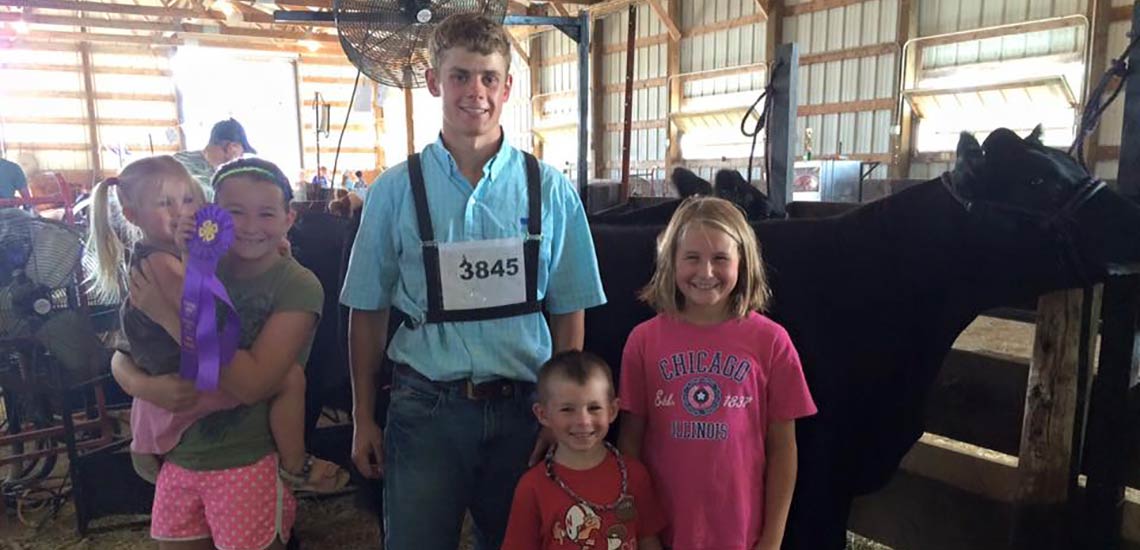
[279, 454, 351, 494]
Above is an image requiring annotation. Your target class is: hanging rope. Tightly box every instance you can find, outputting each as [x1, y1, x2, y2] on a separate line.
[1070, 30, 1140, 170]
[332, 67, 364, 182]
[741, 59, 783, 193]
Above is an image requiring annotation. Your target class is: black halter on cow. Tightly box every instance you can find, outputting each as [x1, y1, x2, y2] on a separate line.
[585, 127, 1140, 549]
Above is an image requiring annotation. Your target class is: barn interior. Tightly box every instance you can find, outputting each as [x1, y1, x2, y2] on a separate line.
[0, 0, 1139, 549]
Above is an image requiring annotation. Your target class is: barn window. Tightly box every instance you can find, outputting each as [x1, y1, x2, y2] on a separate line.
[902, 19, 1088, 154]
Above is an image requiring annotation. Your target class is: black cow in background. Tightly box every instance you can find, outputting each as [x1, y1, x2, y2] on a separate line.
[585, 128, 1140, 549]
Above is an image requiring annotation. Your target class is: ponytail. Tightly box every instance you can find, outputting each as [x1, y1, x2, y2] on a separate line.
[85, 177, 127, 303]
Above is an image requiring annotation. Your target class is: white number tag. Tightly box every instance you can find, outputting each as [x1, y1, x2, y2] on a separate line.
[437, 238, 526, 310]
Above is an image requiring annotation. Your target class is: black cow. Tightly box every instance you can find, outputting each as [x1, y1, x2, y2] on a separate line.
[585, 128, 1140, 548]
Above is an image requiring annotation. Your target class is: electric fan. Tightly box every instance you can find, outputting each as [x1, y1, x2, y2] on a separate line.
[0, 209, 102, 380]
[334, 0, 509, 89]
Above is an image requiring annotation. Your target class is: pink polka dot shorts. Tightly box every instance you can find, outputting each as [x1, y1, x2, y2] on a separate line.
[151, 453, 297, 550]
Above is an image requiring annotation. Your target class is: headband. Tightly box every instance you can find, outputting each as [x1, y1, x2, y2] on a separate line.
[216, 166, 282, 184]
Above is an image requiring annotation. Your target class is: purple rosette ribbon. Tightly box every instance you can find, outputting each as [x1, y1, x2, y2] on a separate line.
[179, 205, 240, 392]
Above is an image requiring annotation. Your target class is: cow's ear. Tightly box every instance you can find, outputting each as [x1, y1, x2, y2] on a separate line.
[956, 131, 981, 160]
[1026, 124, 1045, 146]
[951, 131, 985, 199]
[672, 167, 713, 197]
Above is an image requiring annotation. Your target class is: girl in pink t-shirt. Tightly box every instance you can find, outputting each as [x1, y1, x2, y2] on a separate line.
[617, 196, 817, 550]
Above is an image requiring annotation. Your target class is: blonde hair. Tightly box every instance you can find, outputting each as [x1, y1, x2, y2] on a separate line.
[639, 196, 770, 318]
[429, 13, 512, 72]
[86, 156, 203, 303]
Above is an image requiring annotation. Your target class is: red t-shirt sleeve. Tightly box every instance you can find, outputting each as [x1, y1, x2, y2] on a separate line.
[501, 471, 543, 550]
[619, 323, 648, 417]
[628, 458, 668, 538]
[766, 325, 818, 421]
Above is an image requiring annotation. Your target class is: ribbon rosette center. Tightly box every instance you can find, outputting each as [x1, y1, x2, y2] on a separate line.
[199, 220, 219, 243]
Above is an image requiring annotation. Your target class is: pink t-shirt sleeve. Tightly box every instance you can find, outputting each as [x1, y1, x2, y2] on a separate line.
[766, 325, 817, 421]
[619, 323, 648, 417]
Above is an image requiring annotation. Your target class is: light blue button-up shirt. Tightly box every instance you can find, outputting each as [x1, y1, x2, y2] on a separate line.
[340, 135, 606, 383]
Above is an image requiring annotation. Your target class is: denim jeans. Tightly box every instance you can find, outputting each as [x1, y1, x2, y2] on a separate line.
[383, 366, 538, 550]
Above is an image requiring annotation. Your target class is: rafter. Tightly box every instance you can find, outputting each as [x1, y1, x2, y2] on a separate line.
[10, 13, 339, 43]
[645, 0, 680, 41]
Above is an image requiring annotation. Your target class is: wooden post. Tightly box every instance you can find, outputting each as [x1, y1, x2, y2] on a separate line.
[373, 81, 386, 170]
[403, 87, 414, 157]
[78, 42, 102, 178]
[1010, 289, 1085, 549]
[619, 4, 636, 200]
[664, 0, 682, 180]
[530, 33, 544, 158]
[890, 0, 918, 179]
[765, 0, 783, 64]
[592, 16, 606, 179]
[1081, 0, 1113, 169]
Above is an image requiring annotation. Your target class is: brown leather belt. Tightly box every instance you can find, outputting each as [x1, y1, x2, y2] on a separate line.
[392, 363, 531, 400]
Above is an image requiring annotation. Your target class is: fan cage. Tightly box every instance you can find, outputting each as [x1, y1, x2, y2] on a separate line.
[334, 0, 509, 89]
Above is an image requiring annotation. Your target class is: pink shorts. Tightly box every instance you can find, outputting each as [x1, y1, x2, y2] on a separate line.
[151, 453, 297, 550]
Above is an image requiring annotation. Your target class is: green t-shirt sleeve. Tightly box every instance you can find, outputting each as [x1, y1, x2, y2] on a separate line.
[276, 262, 324, 318]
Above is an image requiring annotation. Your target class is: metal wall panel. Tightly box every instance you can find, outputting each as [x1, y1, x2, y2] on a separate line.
[918, 0, 1088, 70]
[781, 0, 897, 171]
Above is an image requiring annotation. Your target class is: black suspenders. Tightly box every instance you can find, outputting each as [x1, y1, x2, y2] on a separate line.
[407, 151, 544, 324]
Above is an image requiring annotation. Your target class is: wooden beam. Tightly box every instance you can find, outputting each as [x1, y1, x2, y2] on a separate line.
[303, 146, 375, 155]
[273, 0, 332, 8]
[1081, 0, 1114, 168]
[302, 75, 360, 85]
[4, 142, 178, 152]
[766, 0, 783, 64]
[619, 3, 636, 197]
[665, 0, 682, 177]
[684, 12, 766, 38]
[1099, 145, 1121, 159]
[607, 119, 668, 132]
[3, 90, 175, 102]
[797, 98, 895, 116]
[591, 16, 606, 179]
[801, 42, 897, 65]
[403, 87, 415, 157]
[78, 42, 101, 175]
[1, 62, 172, 77]
[890, 0, 918, 179]
[505, 31, 531, 66]
[601, 77, 667, 93]
[754, 0, 769, 21]
[785, 0, 867, 16]
[5, 116, 180, 128]
[645, 0, 681, 42]
[530, 32, 544, 157]
[0, 0, 199, 19]
[602, 33, 668, 53]
[17, 13, 338, 43]
[550, 2, 570, 17]
[1110, 5, 1132, 22]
